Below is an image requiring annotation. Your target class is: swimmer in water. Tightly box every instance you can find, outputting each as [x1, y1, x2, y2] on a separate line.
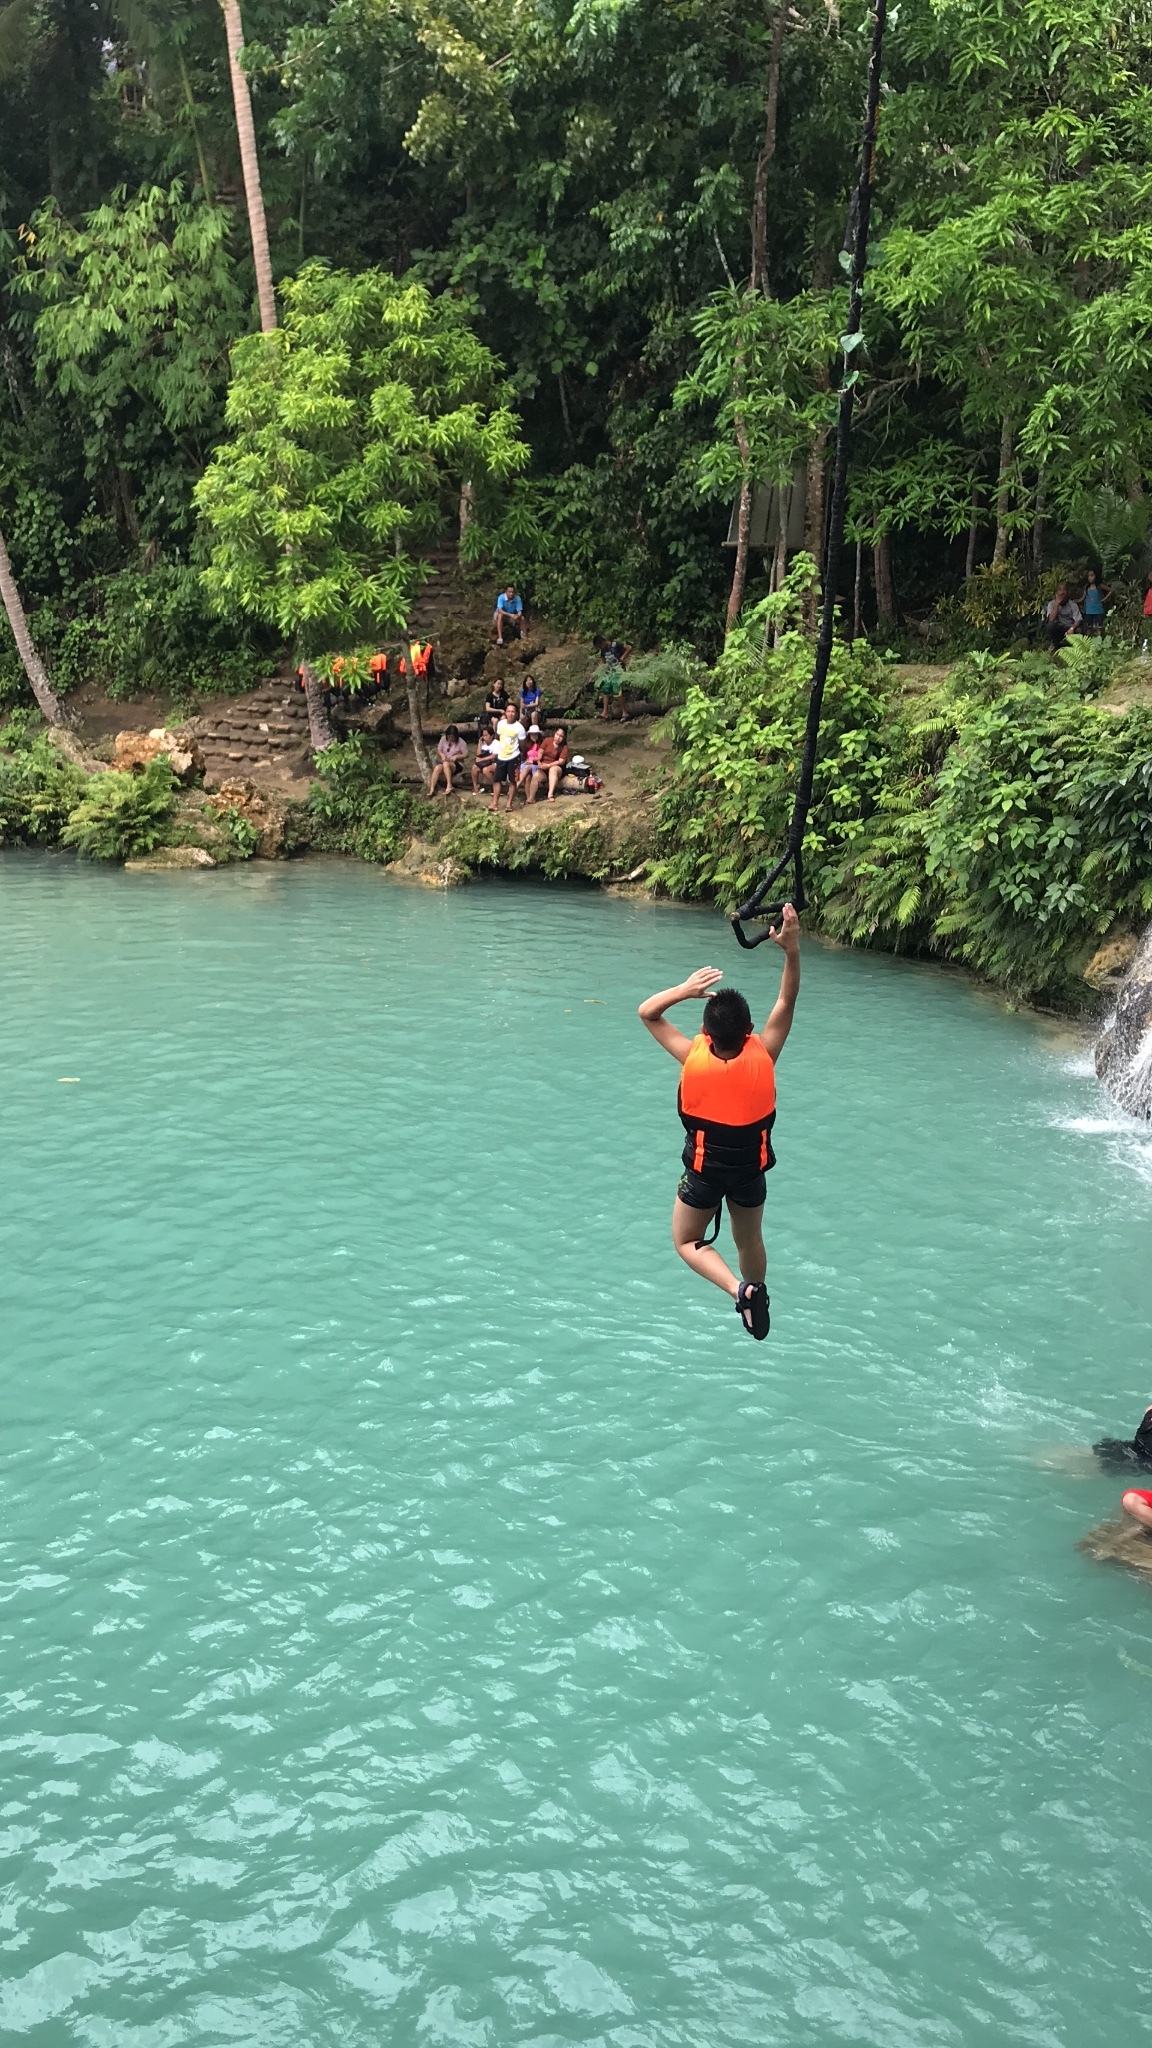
[1121, 1488, 1152, 1531]
[638, 903, 800, 1340]
[1093, 1403, 1152, 1470]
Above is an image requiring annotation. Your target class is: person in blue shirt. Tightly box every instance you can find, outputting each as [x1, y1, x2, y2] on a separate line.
[1082, 569, 1109, 636]
[493, 584, 524, 646]
[520, 673, 542, 722]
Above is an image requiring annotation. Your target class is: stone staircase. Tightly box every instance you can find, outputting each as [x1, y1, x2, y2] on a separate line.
[187, 677, 313, 791]
[407, 544, 472, 642]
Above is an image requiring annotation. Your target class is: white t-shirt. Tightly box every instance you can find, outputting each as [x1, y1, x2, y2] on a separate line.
[496, 717, 525, 762]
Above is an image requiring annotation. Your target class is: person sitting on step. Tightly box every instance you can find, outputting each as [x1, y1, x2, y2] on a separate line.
[428, 724, 468, 797]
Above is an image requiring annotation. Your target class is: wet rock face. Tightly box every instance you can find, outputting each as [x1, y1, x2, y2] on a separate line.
[205, 777, 288, 858]
[112, 728, 206, 783]
[1095, 925, 1152, 1119]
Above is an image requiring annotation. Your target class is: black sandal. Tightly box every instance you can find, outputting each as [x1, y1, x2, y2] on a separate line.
[736, 1280, 770, 1341]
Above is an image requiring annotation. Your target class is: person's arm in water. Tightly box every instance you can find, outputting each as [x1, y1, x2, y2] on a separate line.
[638, 966, 724, 1065]
[758, 903, 801, 1059]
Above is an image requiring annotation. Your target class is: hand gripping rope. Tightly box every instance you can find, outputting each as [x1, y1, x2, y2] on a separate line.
[731, 0, 888, 950]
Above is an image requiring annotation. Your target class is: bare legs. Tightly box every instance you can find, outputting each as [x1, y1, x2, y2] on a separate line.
[671, 1198, 765, 1301]
[1122, 1491, 1152, 1530]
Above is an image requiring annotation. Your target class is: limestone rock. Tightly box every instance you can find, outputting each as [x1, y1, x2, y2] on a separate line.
[386, 836, 470, 888]
[482, 636, 546, 682]
[1084, 933, 1139, 990]
[125, 845, 216, 871]
[112, 727, 205, 783]
[204, 776, 289, 857]
[1095, 921, 1152, 1118]
[45, 726, 108, 775]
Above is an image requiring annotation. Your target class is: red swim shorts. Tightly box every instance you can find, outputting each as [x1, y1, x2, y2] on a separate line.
[1125, 1489, 1152, 1507]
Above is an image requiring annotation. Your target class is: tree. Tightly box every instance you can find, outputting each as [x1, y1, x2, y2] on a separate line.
[0, 527, 66, 725]
[1067, 486, 1152, 584]
[221, 0, 276, 334]
[195, 262, 527, 759]
[16, 182, 245, 548]
[675, 286, 838, 632]
[874, 0, 1152, 553]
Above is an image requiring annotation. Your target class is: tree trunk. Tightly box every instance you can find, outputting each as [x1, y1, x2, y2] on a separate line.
[405, 669, 432, 780]
[725, 468, 754, 637]
[221, 0, 276, 335]
[300, 659, 335, 753]
[852, 539, 864, 642]
[179, 51, 213, 199]
[459, 479, 476, 539]
[991, 414, 1013, 568]
[800, 245, 833, 631]
[802, 433, 828, 631]
[964, 490, 979, 579]
[872, 529, 896, 627]
[750, 1, 787, 297]
[0, 527, 66, 726]
[1031, 464, 1046, 583]
[770, 515, 788, 649]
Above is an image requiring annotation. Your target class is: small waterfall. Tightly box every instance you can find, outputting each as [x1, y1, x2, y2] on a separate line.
[1095, 923, 1152, 1119]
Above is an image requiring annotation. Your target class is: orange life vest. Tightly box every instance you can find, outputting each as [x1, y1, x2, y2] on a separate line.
[677, 1032, 777, 1180]
[371, 652, 388, 676]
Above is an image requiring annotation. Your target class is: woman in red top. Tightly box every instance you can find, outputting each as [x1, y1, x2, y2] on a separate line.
[526, 724, 569, 803]
[638, 905, 801, 1340]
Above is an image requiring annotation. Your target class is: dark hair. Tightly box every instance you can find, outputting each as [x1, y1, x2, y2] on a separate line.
[445, 724, 459, 740]
[703, 987, 753, 1054]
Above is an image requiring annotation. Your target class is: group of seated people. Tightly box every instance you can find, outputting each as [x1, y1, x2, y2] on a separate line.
[1044, 573, 1109, 649]
[428, 674, 597, 808]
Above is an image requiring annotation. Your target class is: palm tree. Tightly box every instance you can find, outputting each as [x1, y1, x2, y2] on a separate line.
[0, 528, 66, 726]
[220, 0, 276, 336]
[221, 0, 338, 751]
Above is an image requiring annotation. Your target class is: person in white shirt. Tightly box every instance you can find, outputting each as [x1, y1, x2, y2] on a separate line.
[471, 720, 500, 795]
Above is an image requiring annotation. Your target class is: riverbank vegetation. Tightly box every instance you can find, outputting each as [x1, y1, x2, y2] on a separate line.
[4, 0, 1152, 686]
[2, 0, 1152, 1003]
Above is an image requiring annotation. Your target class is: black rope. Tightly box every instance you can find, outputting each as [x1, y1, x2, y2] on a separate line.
[695, 1207, 722, 1248]
[732, 0, 888, 950]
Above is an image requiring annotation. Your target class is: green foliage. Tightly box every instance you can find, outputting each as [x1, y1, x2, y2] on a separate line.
[306, 735, 417, 861]
[675, 287, 839, 504]
[1066, 488, 1152, 584]
[219, 808, 261, 859]
[16, 183, 246, 547]
[440, 809, 522, 870]
[653, 596, 890, 908]
[657, 633, 1152, 1001]
[196, 265, 528, 656]
[956, 562, 1032, 643]
[531, 816, 612, 880]
[0, 737, 88, 845]
[625, 643, 712, 708]
[0, 562, 271, 709]
[60, 759, 177, 861]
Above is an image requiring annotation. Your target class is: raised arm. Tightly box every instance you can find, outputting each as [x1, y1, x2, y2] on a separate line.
[638, 966, 723, 1064]
[759, 903, 801, 1060]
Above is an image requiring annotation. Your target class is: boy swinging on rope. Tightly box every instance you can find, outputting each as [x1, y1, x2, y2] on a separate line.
[638, 905, 800, 1340]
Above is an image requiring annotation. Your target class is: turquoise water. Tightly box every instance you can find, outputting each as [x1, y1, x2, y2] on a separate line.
[3, 852, 1152, 2046]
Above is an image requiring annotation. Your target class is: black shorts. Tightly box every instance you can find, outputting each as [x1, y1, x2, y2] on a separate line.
[677, 1167, 767, 1211]
[493, 756, 519, 783]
